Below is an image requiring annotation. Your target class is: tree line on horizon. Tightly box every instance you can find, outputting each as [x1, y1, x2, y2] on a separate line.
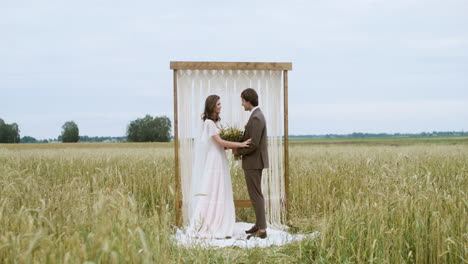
[1, 117, 467, 144]
[289, 131, 468, 139]
[0, 115, 171, 144]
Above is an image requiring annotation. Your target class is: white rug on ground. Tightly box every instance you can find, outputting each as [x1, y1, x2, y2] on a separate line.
[172, 222, 319, 248]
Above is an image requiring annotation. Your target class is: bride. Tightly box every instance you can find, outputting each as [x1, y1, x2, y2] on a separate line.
[186, 94, 251, 239]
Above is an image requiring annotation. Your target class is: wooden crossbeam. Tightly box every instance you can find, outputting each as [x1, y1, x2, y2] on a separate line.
[170, 61, 292, 71]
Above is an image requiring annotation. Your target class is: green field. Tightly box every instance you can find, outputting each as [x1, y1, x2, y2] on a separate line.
[0, 139, 466, 263]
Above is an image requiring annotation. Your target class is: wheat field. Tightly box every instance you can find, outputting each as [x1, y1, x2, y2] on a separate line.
[0, 140, 466, 263]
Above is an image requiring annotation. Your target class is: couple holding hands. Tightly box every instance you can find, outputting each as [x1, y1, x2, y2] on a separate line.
[186, 88, 268, 240]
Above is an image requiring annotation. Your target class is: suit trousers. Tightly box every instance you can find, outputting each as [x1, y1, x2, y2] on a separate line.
[244, 169, 267, 229]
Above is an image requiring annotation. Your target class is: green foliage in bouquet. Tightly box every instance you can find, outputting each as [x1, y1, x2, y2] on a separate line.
[219, 125, 244, 160]
[219, 126, 243, 142]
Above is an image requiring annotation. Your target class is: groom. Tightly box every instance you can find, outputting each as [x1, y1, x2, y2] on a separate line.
[233, 88, 269, 239]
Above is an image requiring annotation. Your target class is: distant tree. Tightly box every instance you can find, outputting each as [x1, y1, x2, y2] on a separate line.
[21, 136, 38, 143]
[0, 119, 20, 143]
[0, 118, 4, 142]
[154, 116, 171, 142]
[61, 121, 79, 142]
[127, 115, 171, 142]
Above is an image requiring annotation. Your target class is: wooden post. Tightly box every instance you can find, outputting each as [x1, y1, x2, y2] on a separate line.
[283, 70, 290, 222]
[173, 69, 181, 227]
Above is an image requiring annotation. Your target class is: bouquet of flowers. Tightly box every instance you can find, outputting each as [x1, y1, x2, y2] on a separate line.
[219, 125, 244, 160]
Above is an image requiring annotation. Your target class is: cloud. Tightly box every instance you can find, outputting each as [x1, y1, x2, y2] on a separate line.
[1, 0, 467, 138]
[402, 38, 468, 51]
[290, 100, 468, 120]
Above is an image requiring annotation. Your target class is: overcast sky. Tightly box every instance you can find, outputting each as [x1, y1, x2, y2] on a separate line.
[1, 0, 467, 139]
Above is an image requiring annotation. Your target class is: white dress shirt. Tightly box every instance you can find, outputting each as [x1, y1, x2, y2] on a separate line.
[250, 106, 260, 116]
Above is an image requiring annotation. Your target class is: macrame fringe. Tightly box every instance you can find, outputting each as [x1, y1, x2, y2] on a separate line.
[177, 70, 287, 229]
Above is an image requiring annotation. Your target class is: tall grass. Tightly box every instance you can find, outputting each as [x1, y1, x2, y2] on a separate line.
[289, 145, 467, 263]
[0, 142, 466, 263]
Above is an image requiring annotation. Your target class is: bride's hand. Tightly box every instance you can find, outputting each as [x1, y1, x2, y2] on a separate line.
[240, 138, 252, 148]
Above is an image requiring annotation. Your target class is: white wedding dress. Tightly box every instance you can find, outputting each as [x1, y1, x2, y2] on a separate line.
[186, 119, 235, 239]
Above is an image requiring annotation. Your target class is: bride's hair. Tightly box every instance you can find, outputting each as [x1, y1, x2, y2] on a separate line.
[201, 95, 221, 122]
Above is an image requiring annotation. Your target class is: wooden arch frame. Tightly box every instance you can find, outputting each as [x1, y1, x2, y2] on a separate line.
[170, 61, 292, 226]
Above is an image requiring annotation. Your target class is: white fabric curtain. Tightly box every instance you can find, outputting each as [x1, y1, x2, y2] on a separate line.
[177, 69, 287, 229]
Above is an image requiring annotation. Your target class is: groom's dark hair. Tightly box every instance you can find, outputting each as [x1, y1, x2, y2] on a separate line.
[241, 88, 258, 107]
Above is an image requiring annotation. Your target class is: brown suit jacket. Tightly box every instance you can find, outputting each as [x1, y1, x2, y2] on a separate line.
[237, 108, 269, 170]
